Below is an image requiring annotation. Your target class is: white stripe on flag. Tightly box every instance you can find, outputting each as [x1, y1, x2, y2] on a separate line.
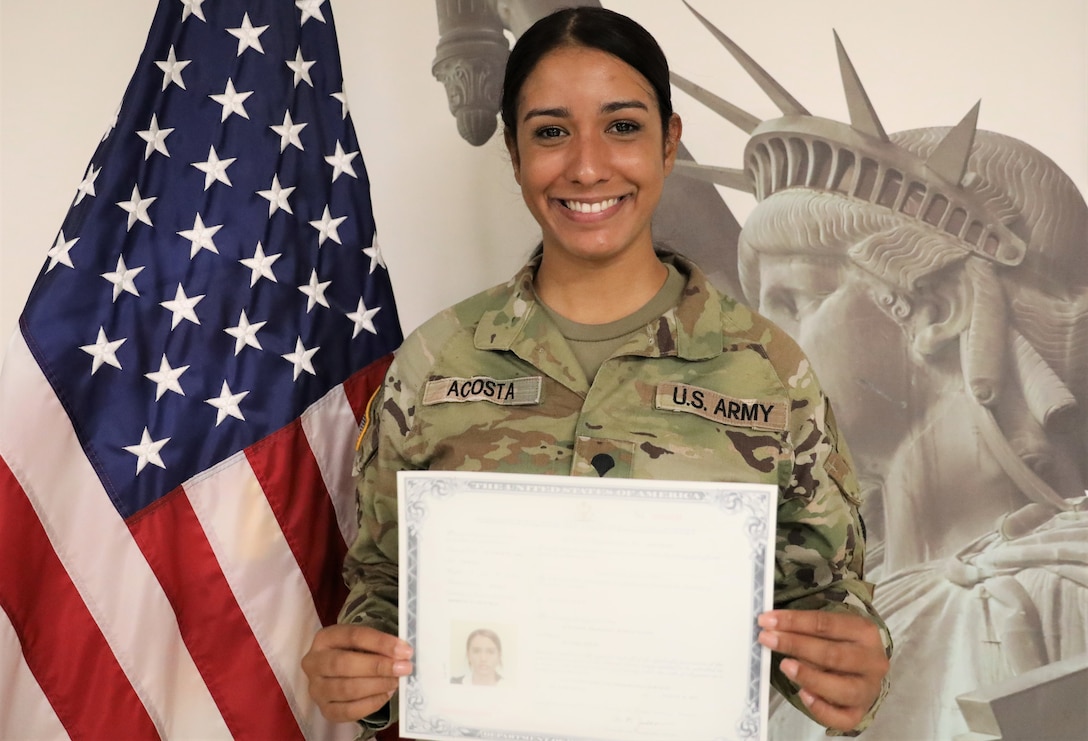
[302, 384, 363, 547]
[0, 610, 67, 741]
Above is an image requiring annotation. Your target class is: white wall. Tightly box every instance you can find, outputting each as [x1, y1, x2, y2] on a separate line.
[3, 1, 1086, 360]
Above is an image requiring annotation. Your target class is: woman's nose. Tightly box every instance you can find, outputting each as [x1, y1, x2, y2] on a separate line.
[566, 134, 610, 184]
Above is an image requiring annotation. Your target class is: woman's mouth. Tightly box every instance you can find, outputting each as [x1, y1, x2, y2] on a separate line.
[560, 197, 621, 213]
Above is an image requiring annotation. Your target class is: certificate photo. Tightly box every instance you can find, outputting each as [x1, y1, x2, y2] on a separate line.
[398, 471, 777, 741]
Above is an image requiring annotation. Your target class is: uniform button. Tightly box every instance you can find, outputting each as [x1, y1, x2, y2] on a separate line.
[590, 453, 615, 477]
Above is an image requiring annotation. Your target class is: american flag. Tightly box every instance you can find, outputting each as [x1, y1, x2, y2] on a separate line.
[0, 0, 401, 737]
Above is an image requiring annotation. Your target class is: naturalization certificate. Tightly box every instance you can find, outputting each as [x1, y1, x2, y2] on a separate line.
[398, 471, 777, 741]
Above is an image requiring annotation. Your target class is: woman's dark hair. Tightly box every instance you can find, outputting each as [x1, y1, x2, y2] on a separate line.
[500, 7, 673, 141]
[466, 628, 502, 657]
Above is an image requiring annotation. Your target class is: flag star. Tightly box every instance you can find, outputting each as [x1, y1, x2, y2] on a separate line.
[296, 0, 327, 25]
[137, 114, 174, 160]
[205, 381, 249, 426]
[331, 90, 349, 119]
[270, 110, 307, 153]
[100, 255, 145, 301]
[144, 354, 189, 400]
[160, 284, 205, 329]
[224, 310, 267, 354]
[75, 164, 101, 205]
[298, 269, 331, 312]
[210, 78, 253, 121]
[227, 12, 269, 56]
[309, 206, 346, 246]
[363, 233, 387, 274]
[347, 298, 381, 338]
[181, 0, 207, 22]
[256, 175, 295, 217]
[79, 327, 126, 375]
[239, 241, 281, 285]
[155, 45, 191, 90]
[286, 47, 316, 88]
[177, 213, 223, 258]
[282, 337, 319, 380]
[325, 140, 359, 181]
[46, 231, 79, 272]
[123, 427, 170, 475]
[102, 106, 120, 142]
[191, 146, 237, 190]
[116, 185, 156, 230]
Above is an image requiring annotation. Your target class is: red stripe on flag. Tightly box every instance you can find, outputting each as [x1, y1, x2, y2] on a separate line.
[342, 354, 395, 424]
[247, 422, 347, 627]
[0, 455, 158, 739]
[127, 487, 303, 740]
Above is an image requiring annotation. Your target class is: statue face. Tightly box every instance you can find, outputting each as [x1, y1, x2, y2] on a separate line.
[747, 252, 919, 472]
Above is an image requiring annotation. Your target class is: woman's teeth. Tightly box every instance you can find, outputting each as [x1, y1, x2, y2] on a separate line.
[563, 197, 619, 213]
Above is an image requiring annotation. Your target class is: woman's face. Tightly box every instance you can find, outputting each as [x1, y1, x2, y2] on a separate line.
[467, 634, 500, 675]
[506, 45, 680, 267]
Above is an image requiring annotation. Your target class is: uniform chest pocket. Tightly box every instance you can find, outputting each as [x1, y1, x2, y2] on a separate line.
[572, 437, 635, 478]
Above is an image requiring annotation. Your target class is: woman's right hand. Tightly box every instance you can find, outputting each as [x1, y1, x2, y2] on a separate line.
[302, 624, 414, 722]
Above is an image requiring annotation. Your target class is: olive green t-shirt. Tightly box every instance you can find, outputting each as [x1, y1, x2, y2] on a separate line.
[538, 263, 685, 382]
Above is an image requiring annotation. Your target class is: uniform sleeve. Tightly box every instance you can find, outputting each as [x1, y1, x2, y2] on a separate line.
[773, 365, 893, 735]
[336, 360, 417, 734]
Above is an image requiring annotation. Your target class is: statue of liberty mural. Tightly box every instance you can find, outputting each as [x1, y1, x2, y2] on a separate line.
[672, 8, 1088, 737]
[431, 2, 1088, 737]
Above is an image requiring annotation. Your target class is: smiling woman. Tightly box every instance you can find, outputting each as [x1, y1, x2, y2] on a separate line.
[301, 7, 891, 739]
[504, 44, 681, 324]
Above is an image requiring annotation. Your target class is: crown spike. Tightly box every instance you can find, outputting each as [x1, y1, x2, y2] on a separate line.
[672, 159, 752, 192]
[670, 72, 761, 133]
[927, 100, 981, 186]
[682, 1, 809, 117]
[834, 31, 888, 142]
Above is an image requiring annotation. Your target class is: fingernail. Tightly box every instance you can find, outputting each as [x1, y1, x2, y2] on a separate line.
[759, 631, 779, 650]
[799, 689, 816, 707]
[781, 658, 799, 680]
[393, 661, 412, 675]
[394, 642, 413, 659]
[387, 688, 397, 699]
[758, 613, 778, 629]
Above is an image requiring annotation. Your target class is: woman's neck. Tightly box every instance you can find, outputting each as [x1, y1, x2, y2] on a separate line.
[533, 246, 668, 324]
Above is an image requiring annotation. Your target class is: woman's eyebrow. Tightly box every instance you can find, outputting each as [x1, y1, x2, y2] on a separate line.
[522, 106, 569, 122]
[601, 99, 648, 114]
[521, 99, 649, 123]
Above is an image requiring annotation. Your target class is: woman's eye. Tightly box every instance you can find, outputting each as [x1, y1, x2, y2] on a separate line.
[610, 120, 640, 134]
[534, 125, 565, 139]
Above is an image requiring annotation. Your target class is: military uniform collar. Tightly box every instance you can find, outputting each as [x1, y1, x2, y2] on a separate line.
[474, 250, 725, 362]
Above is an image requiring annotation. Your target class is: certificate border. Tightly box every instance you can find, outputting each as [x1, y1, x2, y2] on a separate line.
[400, 472, 775, 741]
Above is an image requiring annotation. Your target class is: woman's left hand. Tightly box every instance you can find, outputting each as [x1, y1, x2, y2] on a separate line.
[758, 609, 888, 732]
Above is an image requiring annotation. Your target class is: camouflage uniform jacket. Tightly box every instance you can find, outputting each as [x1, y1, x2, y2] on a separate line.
[341, 251, 890, 735]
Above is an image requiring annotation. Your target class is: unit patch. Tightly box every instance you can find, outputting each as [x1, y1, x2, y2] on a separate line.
[423, 376, 543, 406]
[655, 382, 787, 431]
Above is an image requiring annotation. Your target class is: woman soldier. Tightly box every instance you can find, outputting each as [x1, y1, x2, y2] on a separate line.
[303, 7, 890, 737]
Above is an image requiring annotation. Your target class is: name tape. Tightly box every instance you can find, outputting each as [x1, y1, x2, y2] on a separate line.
[423, 376, 543, 406]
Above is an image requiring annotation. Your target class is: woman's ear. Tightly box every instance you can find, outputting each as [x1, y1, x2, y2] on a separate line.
[663, 113, 682, 174]
[504, 129, 521, 184]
